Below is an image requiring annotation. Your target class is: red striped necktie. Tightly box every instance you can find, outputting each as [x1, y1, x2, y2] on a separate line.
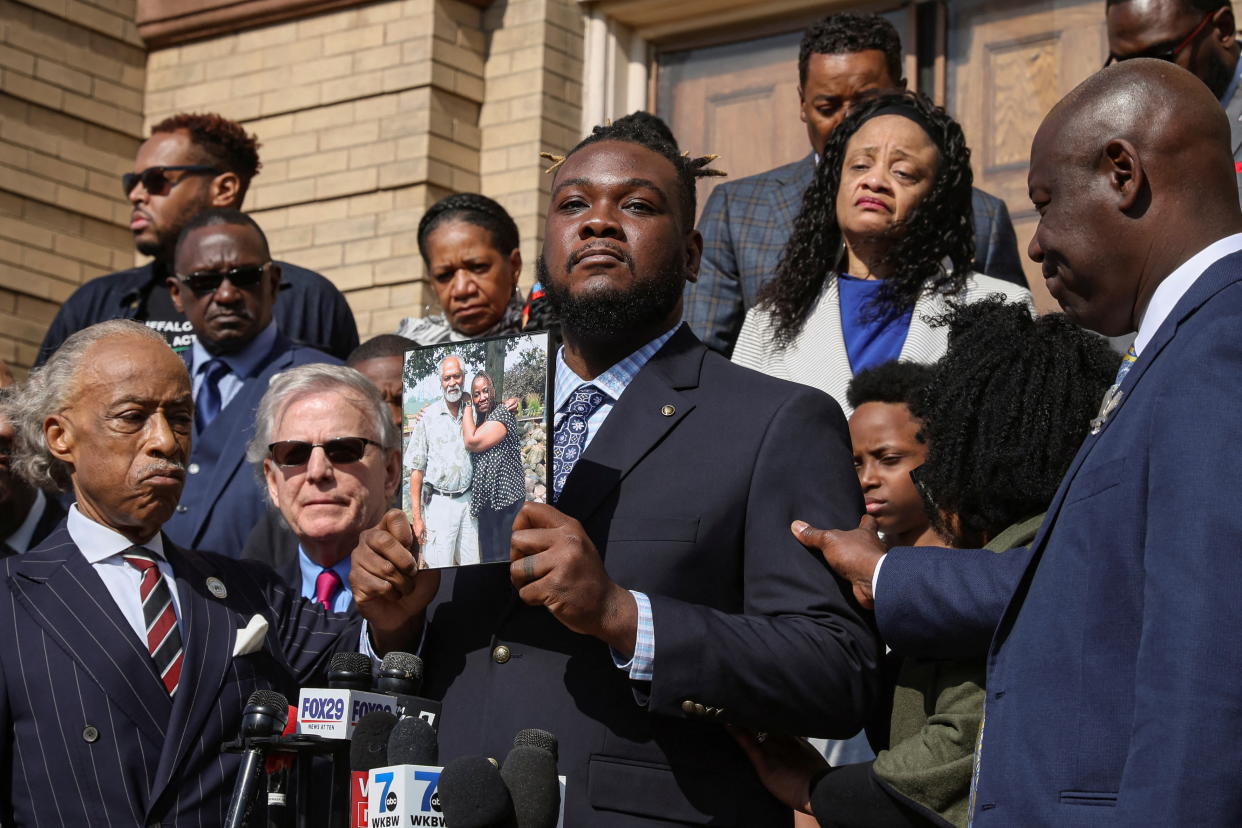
[122, 547, 184, 695]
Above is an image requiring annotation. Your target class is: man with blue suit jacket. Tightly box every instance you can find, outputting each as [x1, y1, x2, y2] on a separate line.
[162, 208, 340, 558]
[358, 113, 882, 825]
[686, 13, 1025, 356]
[795, 61, 1242, 825]
[0, 318, 432, 825]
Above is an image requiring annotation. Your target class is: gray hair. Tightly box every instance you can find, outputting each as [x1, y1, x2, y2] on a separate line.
[245, 363, 400, 485]
[4, 320, 169, 493]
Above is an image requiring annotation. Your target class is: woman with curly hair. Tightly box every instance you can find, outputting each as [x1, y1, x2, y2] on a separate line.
[731, 91, 1029, 415]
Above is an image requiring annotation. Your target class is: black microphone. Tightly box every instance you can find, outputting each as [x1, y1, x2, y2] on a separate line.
[349, 710, 397, 823]
[224, 689, 289, 828]
[387, 715, 438, 766]
[328, 651, 373, 691]
[376, 651, 442, 731]
[501, 729, 560, 828]
[438, 755, 516, 828]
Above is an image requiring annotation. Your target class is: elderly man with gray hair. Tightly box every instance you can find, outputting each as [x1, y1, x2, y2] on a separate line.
[243, 363, 401, 611]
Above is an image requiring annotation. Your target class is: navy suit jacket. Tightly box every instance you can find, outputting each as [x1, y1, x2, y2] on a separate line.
[0, 527, 362, 825]
[877, 249, 1242, 824]
[163, 334, 340, 558]
[685, 154, 1026, 355]
[421, 325, 881, 826]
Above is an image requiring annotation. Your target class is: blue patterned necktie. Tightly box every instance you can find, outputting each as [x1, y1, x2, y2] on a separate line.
[551, 384, 606, 501]
[1115, 344, 1138, 386]
[195, 358, 230, 433]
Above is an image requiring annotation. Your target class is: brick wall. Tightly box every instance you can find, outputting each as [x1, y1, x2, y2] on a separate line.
[0, 0, 146, 376]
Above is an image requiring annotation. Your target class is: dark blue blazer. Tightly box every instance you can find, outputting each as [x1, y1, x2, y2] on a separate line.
[35, 259, 360, 365]
[0, 527, 362, 825]
[163, 333, 340, 558]
[877, 249, 1242, 824]
[684, 154, 1026, 356]
[421, 325, 881, 826]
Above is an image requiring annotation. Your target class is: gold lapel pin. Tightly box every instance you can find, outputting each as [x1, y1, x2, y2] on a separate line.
[660, 404, 676, 417]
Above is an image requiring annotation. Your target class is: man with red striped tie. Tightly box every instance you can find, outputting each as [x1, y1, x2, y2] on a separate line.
[0, 318, 435, 825]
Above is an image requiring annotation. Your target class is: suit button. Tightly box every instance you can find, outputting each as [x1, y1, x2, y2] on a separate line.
[492, 644, 511, 664]
[82, 725, 99, 743]
[693, 703, 706, 716]
[681, 700, 696, 715]
[188, 463, 200, 474]
[175, 505, 188, 513]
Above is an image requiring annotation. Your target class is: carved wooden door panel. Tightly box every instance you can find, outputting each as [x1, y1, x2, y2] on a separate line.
[948, 0, 1107, 311]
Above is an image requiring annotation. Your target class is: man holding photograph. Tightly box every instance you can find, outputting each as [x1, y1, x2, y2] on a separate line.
[404, 354, 479, 567]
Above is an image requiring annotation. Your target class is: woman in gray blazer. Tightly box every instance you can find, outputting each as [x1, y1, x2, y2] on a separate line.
[732, 91, 1029, 415]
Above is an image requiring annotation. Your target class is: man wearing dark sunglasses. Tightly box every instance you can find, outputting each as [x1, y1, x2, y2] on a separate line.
[34, 112, 358, 365]
[1106, 0, 1242, 199]
[161, 208, 342, 560]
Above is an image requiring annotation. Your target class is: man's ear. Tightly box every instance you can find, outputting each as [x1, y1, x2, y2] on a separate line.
[1213, 5, 1236, 49]
[383, 448, 401, 499]
[684, 228, 704, 284]
[798, 85, 809, 124]
[167, 277, 186, 313]
[209, 172, 242, 208]
[1102, 138, 1145, 212]
[267, 263, 283, 298]
[45, 412, 75, 466]
[263, 458, 282, 507]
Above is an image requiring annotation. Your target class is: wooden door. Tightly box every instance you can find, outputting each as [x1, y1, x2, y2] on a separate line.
[947, 0, 1107, 312]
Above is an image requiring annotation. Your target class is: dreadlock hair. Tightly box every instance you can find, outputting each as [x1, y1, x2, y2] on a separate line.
[846, 360, 935, 411]
[551, 111, 725, 230]
[347, 334, 417, 366]
[799, 13, 904, 86]
[757, 90, 975, 348]
[911, 298, 1120, 547]
[150, 113, 262, 202]
[417, 193, 520, 266]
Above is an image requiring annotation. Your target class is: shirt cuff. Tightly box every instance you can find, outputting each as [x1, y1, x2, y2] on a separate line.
[610, 590, 654, 681]
[359, 621, 379, 662]
[871, 553, 887, 600]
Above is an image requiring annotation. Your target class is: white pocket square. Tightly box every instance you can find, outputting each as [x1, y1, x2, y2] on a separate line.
[232, 614, 269, 657]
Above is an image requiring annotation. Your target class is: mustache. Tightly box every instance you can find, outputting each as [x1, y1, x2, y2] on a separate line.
[566, 242, 634, 272]
[139, 460, 186, 479]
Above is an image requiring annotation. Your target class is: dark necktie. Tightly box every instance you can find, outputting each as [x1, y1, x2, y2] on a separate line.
[195, 358, 230, 432]
[122, 547, 184, 695]
[551, 384, 606, 501]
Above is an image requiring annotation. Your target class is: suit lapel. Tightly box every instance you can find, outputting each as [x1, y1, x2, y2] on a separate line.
[769, 154, 814, 235]
[10, 529, 171, 743]
[150, 542, 237, 800]
[555, 326, 703, 524]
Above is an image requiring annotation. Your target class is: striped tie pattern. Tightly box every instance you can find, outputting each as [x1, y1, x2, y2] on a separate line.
[122, 547, 184, 695]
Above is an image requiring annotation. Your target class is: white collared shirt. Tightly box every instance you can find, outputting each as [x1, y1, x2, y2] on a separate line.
[4, 489, 47, 554]
[66, 504, 183, 646]
[1133, 232, 1242, 356]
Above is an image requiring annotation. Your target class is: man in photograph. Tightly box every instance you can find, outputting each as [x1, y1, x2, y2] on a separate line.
[404, 354, 479, 567]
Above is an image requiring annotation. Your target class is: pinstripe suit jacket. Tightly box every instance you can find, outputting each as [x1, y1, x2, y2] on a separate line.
[685, 154, 1027, 356]
[730, 272, 1029, 416]
[0, 526, 363, 826]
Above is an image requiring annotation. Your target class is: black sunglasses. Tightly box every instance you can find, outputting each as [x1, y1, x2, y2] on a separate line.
[122, 165, 221, 197]
[268, 437, 377, 468]
[1103, 10, 1214, 67]
[175, 263, 272, 295]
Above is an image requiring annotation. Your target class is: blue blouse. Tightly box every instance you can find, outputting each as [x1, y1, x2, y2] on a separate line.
[837, 274, 913, 373]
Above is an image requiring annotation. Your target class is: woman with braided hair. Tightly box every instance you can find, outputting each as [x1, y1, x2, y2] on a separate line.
[396, 193, 535, 343]
[731, 90, 1029, 416]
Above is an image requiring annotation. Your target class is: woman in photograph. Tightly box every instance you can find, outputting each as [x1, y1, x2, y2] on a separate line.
[731, 90, 1029, 416]
[462, 372, 527, 563]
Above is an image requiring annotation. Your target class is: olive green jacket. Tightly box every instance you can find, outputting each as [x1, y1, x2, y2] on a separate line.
[871, 514, 1045, 827]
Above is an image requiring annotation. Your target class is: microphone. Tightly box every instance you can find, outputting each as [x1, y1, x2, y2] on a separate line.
[375, 651, 443, 731]
[224, 689, 289, 828]
[387, 715, 438, 766]
[349, 710, 397, 828]
[329, 652, 373, 691]
[501, 729, 560, 828]
[438, 755, 516, 828]
[263, 705, 298, 828]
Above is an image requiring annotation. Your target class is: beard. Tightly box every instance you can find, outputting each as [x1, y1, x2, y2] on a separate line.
[1202, 48, 1234, 100]
[443, 387, 463, 403]
[539, 253, 686, 339]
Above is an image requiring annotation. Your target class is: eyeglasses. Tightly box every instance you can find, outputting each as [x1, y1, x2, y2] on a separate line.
[1103, 10, 1215, 67]
[268, 437, 377, 468]
[121, 165, 221, 197]
[175, 263, 272, 295]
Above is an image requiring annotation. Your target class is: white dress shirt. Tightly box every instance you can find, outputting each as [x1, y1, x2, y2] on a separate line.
[4, 489, 47, 554]
[66, 504, 183, 645]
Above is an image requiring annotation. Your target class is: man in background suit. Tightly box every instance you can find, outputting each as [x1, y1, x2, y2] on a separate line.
[1106, 0, 1242, 201]
[162, 208, 339, 558]
[686, 12, 1025, 356]
[0, 319, 430, 825]
[357, 113, 881, 825]
[0, 386, 65, 555]
[36, 112, 358, 365]
[805, 60, 1242, 824]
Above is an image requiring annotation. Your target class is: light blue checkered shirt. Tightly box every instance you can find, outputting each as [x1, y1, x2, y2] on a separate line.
[552, 325, 677, 681]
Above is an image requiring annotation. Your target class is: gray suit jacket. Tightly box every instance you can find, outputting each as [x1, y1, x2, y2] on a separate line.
[685, 154, 1026, 356]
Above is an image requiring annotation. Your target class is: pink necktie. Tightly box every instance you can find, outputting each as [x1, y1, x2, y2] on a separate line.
[314, 568, 342, 612]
